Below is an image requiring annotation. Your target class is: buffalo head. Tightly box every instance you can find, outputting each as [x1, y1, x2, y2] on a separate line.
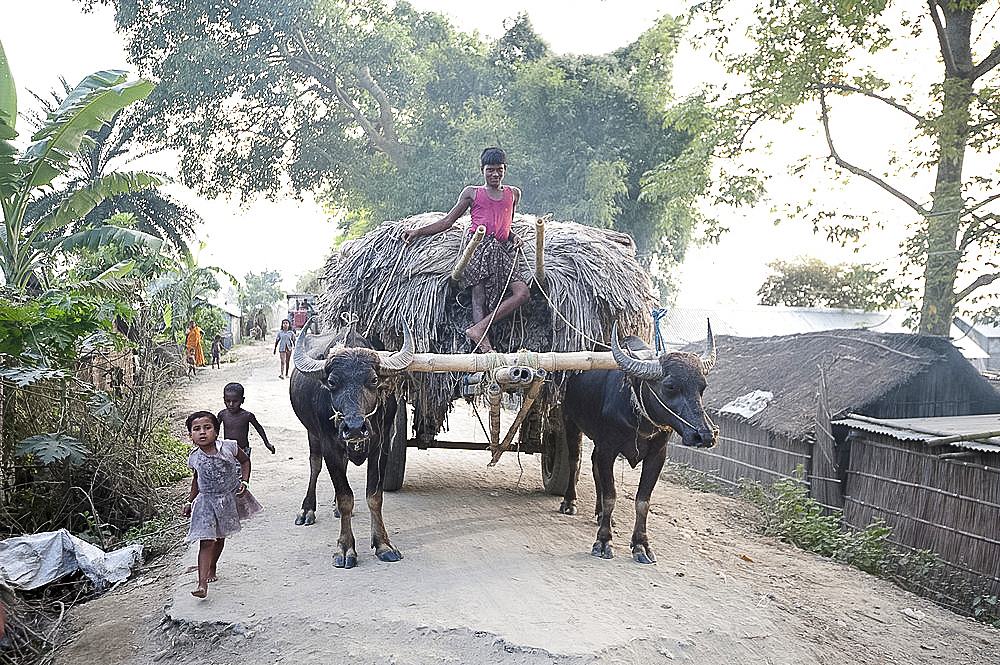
[292, 323, 414, 464]
[611, 320, 717, 448]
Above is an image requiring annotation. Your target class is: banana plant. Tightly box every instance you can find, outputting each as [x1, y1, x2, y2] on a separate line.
[0, 37, 162, 291]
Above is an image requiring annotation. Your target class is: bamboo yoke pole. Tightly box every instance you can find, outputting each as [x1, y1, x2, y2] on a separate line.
[400, 351, 620, 372]
[450, 225, 486, 284]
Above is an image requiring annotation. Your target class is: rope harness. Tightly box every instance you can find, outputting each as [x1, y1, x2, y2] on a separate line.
[629, 378, 719, 438]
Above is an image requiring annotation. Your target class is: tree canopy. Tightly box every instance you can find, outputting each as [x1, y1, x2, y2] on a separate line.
[93, 0, 694, 295]
[654, 0, 1000, 333]
[757, 257, 912, 309]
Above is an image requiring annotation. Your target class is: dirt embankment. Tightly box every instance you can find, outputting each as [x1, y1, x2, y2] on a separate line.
[52, 340, 999, 664]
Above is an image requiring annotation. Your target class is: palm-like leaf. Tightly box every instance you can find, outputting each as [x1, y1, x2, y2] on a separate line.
[57, 225, 164, 253]
[21, 71, 154, 193]
[35, 172, 163, 234]
[0, 54, 157, 291]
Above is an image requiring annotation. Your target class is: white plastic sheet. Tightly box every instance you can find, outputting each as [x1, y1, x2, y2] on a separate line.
[0, 529, 142, 591]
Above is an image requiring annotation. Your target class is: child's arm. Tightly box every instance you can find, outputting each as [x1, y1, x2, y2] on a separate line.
[235, 446, 252, 492]
[401, 186, 475, 244]
[249, 414, 275, 453]
[183, 473, 198, 517]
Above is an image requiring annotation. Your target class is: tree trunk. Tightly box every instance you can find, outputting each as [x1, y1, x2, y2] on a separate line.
[919, 4, 974, 336]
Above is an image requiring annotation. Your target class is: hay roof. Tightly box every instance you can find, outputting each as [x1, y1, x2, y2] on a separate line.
[686, 329, 1000, 439]
[319, 212, 656, 352]
[317, 212, 658, 436]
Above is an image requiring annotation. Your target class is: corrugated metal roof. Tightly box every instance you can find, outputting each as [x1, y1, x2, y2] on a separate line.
[657, 307, 988, 359]
[833, 413, 1000, 453]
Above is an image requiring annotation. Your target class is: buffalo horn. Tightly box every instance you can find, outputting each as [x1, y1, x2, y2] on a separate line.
[377, 322, 415, 373]
[611, 322, 663, 380]
[701, 318, 717, 373]
[292, 320, 327, 377]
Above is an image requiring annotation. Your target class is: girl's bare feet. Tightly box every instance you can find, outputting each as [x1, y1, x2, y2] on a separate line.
[191, 586, 207, 598]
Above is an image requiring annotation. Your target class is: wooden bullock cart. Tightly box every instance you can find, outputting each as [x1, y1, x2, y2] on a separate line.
[316, 213, 658, 492]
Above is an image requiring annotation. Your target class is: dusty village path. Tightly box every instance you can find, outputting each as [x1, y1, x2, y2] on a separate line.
[52, 337, 999, 664]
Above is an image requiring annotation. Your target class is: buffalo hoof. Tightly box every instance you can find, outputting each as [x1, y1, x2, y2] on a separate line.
[294, 510, 316, 526]
[376, 547, 403, 562]
[334, 551, 358, 569]
[559, 500, 576, 515]
[632, 545, 657, 564]
[591, 542, 614, 559]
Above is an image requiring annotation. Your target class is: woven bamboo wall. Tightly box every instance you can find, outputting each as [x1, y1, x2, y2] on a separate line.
[665, 412, 812, 490]
[843, 432, 1000, 597]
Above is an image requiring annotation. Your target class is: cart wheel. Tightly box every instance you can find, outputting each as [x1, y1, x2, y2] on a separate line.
[540, 421, 571, 496]
[384, 396, 408, 492]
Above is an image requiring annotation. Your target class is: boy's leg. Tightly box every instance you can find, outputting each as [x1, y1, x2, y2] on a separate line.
[466, 284, 493, 351]
[467, 281, 530, 351]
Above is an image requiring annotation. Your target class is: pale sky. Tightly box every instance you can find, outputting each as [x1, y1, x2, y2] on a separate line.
[2, 0, 917, 305]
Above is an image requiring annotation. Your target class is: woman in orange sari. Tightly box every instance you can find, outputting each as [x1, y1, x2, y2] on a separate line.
[185, 321, 205, 367]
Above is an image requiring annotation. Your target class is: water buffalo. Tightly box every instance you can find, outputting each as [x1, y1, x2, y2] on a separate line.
[560, 321, 717, 563]
[289, 321, 413, 568]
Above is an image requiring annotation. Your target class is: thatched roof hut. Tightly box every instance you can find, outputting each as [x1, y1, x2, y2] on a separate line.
[317, 212, 658, 440]
[692, 328, 1000, 437]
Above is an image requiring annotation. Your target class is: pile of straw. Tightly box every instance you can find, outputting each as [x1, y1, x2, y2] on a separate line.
[318, 213, 657, 439]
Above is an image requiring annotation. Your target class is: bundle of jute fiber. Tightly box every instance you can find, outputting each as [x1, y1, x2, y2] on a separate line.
[316, 212, 658, 442]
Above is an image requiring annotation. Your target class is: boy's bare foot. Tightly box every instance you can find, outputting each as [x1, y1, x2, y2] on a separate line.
[466, 322, 493, 352]
[206, 568, 218, 583]
[191, 586, 207, 598]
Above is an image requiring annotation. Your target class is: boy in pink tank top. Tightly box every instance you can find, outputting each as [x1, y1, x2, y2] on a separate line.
[402, 147, 531, 352]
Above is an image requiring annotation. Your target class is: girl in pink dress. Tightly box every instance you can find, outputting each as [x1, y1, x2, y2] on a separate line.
[182, 410, 262, 598]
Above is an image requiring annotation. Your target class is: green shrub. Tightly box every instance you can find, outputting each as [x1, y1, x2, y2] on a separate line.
[743, 466, 998, 623]
[146, 421, 191, 485]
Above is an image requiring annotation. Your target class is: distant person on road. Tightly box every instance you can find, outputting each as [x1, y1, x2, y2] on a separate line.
[186, 347, 197, 377]
[274, 318, 296, 379]
[184, 320, 205, 367]
[182, 410, 262, 598]
[218, 382, 275, 458]
[401, 146, 530, 352]
[211, 334, 223, 369]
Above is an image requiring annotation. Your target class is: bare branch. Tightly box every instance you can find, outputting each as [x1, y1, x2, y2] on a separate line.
[928, 0, 960, 77]
[964, 192, 1000, 215]
[818, 89, 928, 216]
[970, 43, 1000, 80]
[955, 271, 1000, 302]
[818, 82, 925, 123]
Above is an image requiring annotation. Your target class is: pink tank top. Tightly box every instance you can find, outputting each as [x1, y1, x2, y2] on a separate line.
[470, 186, 515, 241]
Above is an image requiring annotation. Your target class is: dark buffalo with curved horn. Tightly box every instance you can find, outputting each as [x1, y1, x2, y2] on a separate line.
[560, 319, 717, 563]
[289, 319, 413, 568]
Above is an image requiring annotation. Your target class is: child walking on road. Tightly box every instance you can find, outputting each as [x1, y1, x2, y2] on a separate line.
[182, 410, 262, 598]
[218, 382, 276, 456]
[274, 319, 295, 379]
[210, 334, 223, 369]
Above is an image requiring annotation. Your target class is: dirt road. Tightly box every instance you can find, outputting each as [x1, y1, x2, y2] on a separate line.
[54, 340, 998, 664]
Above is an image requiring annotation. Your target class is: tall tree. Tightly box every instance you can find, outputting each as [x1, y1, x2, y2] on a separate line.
[240, 269, 283, 332]
[94, 1, 695, 295]
[653, 1, 1000, 334]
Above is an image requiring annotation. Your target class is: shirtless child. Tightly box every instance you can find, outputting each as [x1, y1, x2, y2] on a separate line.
[217, 382, 276, 457]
